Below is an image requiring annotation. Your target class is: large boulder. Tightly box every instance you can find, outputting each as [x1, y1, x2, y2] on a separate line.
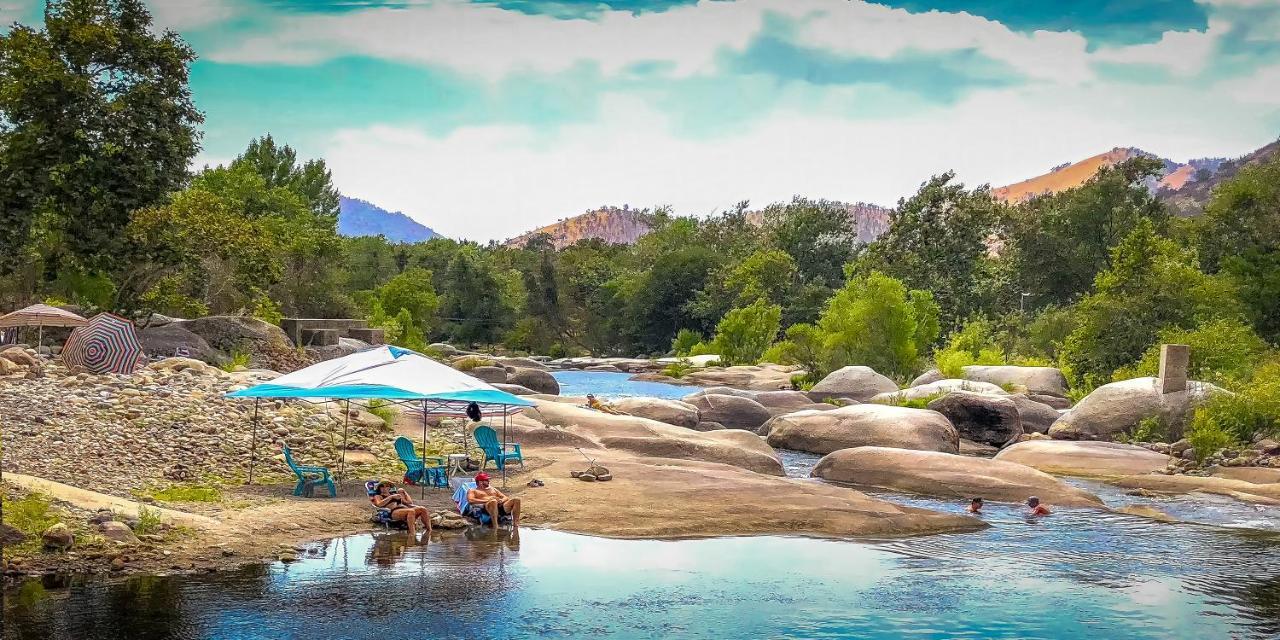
[98, 521, 140, 545]
[611, 397, 701, 429]
[962, 365, 1069, 397]
[508, 368, 560, 395]
[994, 440, 1170, 477]
[469, 365, 508, 384]
[492, 383, 537, 396]
[138, 322, 225, 365]
[764, 404, 959, 455]
[526, 400, 783, 475]
[752, 390, 815, 410]
[869, 379, 1006, 404]
[682, 387, 756, 401]
[1010, 395, 1062, 434]
[0, 356, 22, 375]
[0, 346, 40, 368]
[177, 316, 307, 372]
[305, 337, 370, 363]
[809, 366, 899, 401]
[926, 391, 1023, 447]
[680, 364, 799, 391]
[812, 447, 1103, 507]
[42, 523, 74, 550]
[1048, 377, 1223, 441]
[685, 394, 772, 431]
[909, 369, 944, 387]
[495, 356, 549, 370]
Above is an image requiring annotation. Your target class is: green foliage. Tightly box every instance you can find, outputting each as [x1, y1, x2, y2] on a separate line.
[789, 373, 816, 390]
[761, 197, 856, 287]
[818, 272, 941, 379]
[375, 267, 439, 335]
[134, 505, 163, 536]
[252, 294, 284, 326]
[768, 323, 826, 377]
[1121, 416, 1169, 444]
[1006, 157, 1168, 309]
[439, 246, 518, 347]
[661, 359, 695, 379]
[877, 391, 946, 409]
[1194, 155, 1280, 343]
[219, 350, 251, 373]
[1, 492, 59, 536]
[0, 0, 202, 273]
[149, 485, 222, 503]
[393, 308, 427, 351]
[704, 299, 782, 366]
[367, 399, 399, 427]
[933, 317, 1006, 377]
[858, 172, 1002, 327]
[1058, 219, 1243, 390]
[1112, 318, 1269, 387]
[452, 356, 495, 371]
[671, 329, 703, 357]
[1188, 359, 1280, 450]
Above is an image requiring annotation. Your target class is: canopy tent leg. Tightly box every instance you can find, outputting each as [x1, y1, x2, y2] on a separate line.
[502, 404, 508, 490]
[338, 399, 351, 495]
[248, 398, 260, 485]
[421, 399, 429, 499]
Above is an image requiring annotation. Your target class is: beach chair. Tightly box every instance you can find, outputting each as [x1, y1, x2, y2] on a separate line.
[365, 481, 407, 529]
[473, 426, 523, 471]
[393, 436, 448, 488]
[452, 480, 511, 526]
[283, 446, 336, 498]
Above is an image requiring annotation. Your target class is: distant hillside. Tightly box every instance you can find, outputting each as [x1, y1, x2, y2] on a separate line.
[1160, 139, 1280, 216]
[508, 202, 892, 250]
[993, 148, 1174, 202]
[505, 206, 655, 249]
[338, 197, 440, 243]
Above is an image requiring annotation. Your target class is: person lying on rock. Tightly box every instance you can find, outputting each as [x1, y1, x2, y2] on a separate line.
[466, 472, 522, 528]
[967, 497, 984, 514]
[372, 481, 432, 538]
[585, 393, 627, 415]
[1025, 496, 1051, 516]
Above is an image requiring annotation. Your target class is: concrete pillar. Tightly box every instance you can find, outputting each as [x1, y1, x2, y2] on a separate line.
[1158, 344, 1189, 394]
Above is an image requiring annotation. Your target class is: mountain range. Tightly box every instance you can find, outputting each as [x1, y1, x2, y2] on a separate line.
[337, 196, 440, 243]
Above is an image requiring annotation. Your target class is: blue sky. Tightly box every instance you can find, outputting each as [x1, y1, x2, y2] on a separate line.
[3, 0, 1279, 240]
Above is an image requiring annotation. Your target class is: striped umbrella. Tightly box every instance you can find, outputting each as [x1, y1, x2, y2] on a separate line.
[63, 313, 144, 375]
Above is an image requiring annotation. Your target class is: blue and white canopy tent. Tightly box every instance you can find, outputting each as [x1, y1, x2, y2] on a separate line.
[226, 345, 534, 491]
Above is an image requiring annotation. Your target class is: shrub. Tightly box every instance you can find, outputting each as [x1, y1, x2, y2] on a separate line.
[1187, 359, 1280, 445]
[219, 349, 251, 372]
[453, 356, 495, 371]
[703, 300, 781, 366]
[818, 271, 940, 379]
[1112, 318, 1269, 388]
[933, 317, 1006, 377]
[2, 493, 59, 536]
[367, 399, 399, 427]
[789, 373, 816, 390]
[767, 323, 825, 378]
[1127, 416, 1169, 444]
[1185, 412, 1235, 463]
[661, 358, 694, 379]
[671, 329, 703, 357]
[134, 505, 163, 536]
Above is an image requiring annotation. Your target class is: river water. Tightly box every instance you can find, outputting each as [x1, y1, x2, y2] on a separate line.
[551, 370, 693, 400]
[7, 372, 1280, 638]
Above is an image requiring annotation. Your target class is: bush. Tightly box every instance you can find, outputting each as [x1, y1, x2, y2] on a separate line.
[453, 356, 495, 371]
[818, 271, 941, 379]
[703, 299, 781, 366]
[367, 399, 399, 427]
[2, 493, 59, 535]
[149, 485, 222, 503]
[789, 373, 816, 390]
[1187, 359, 1280, 446]
[661, 358, 694, 379]
[671, 329, 703, 357]
[1112, 318, 1269, 388]
[875, 391, 946, 409]
[766, 323, 825, 378]
[219, 349, 251, 372]
[134, 505, 163, 536]
[933, 317, 1005, 377]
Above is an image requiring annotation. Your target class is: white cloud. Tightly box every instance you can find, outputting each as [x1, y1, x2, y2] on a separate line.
[1215, 63, 1280, 103]
[1091, 20, 1227, 76]
[147, 0, 242, 32]
[319, 81, 1274, 241]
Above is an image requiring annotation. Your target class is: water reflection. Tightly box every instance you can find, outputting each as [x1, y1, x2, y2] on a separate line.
[6, 521, 1280, 639]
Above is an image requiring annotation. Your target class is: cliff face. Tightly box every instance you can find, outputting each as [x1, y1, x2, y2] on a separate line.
[505, 206, 654, 249]
[743, 202, 890, 244]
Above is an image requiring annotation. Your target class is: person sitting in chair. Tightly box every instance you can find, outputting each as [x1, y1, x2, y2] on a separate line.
[372, 481, 432, 539]
[466, 472, 521, 528]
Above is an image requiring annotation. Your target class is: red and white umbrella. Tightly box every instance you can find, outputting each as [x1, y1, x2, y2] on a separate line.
[63, 313, 144, 375]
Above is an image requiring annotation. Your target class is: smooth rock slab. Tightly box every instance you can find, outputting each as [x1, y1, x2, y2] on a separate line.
[813, 446, 1103, 507]
[765, 404, 959, 455]
[962, 365, 1069, 397]
[994, 440, 1170, 477]
[810, 366, 899, 401]
[1048, 377, 1222, 441]
[611, 397, 700, 429]
[685, 394, 772, 431]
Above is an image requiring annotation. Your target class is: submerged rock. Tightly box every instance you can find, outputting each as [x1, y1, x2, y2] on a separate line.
[764, 404, 959, 455]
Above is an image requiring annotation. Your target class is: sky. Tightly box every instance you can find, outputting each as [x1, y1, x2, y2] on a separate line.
[3, 0, 1280, 240]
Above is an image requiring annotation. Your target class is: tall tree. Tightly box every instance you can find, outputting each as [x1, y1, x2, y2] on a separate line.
[857, 172, 1000, 329]
[762, 197, 857, 288]
[0, 0, 202, 275]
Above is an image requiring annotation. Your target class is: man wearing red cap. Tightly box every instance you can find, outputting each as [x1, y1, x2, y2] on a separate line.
[466, 472, 521, 527]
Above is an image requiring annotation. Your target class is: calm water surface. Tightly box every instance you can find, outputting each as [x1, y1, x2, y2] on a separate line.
[551, 370, 694, 400]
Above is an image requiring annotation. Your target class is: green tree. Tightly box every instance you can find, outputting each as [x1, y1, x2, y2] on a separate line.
[1058, 219, 1243, 390]
[764, 322, 824, 378]
[439, 246, 515, 347]
[705, 299, 782, 366]
[1193, 155, 1280, 343]
[817, 271, 941, 379]
[625, 246, 721, 353]
[1112, 318, 1269, 388]
[857, 172, 1000, 328]
[0, 0, 202, 274]
[374, 267, 439, 335]
[1006, 157, 1167, 308]
[762, 197, 857, 287]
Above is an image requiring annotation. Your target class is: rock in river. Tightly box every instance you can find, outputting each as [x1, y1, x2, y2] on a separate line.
[1048, 377, 1222, 441]
[684, 394, 771, 431]
[765, 404, 959, 455]
[611, 397, 700, 429]
[926, 391, 1023, 447]
[809, 366, 899, 401]
[994, 440, 1170, 477]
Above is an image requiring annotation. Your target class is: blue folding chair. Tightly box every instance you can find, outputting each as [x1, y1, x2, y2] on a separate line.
[472, 426, 523, 471]
[283, 446, 336, 498]
[452, 480, 511, 526]
[393, 436, 448, 488]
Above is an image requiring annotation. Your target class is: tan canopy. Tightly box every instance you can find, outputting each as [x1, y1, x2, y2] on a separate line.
[0, 304, 89, 329]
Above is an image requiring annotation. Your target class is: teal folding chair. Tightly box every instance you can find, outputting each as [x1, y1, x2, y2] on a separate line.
[472, 426, 523, 471]
[283, 446, 336, 497]
[393, 436, 448, 488]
